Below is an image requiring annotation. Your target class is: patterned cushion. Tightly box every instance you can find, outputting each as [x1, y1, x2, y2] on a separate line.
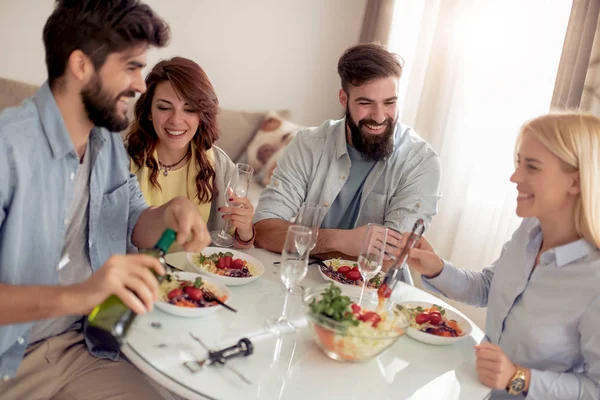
[0, 77, 38, 111]
[246, 111, 304, 186]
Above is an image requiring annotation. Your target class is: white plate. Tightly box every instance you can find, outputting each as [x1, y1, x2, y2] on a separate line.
[155, 272, 232, 318]
[185, 248, 265, 286]
[399, 301, 472, 345]
[317, 259, 384, 291]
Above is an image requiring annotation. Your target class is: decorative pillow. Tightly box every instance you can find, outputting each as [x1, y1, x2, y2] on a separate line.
[246, 111, 304, 186]
[215, 108, 291, 162]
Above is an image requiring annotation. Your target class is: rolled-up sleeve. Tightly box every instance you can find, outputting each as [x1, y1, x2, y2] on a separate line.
[385, 151, 441, 233]
[526, 296, 600, 399]
[253, 133, 312, 224]
[127, 172, 149, 250]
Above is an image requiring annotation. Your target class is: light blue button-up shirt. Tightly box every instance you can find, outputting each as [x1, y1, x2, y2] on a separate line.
[0, 83, 149, 378]
[254, 118, 442, 233]
[423, 218, 600, 399]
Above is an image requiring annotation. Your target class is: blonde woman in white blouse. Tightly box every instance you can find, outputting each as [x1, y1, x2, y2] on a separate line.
[405, 113, 600, 399]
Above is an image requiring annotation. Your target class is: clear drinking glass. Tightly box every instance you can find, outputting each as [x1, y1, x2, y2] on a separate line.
[357, 223, 388, 305]
[266, 225, 312, 334]
[295, 202, 322, 255]
[210, 163, 254, 247]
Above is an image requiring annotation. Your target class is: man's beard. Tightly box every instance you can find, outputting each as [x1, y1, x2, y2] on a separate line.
[346, 105, 395, 161]
[81, 74, 134, 132]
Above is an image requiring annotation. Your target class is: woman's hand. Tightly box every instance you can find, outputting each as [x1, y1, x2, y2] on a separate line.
[219, 196, 254, 241]
[401, 235, 445, 278]
[475, 342, 519, 390]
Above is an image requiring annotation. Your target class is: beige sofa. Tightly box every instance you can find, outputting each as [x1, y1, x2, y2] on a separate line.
[0, 77, 277, 206]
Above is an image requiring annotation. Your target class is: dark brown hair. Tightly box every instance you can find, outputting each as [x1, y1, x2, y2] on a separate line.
[337, 43, 404, 93]
[126, 57, 219, 203]
[43, 0, 170, 87]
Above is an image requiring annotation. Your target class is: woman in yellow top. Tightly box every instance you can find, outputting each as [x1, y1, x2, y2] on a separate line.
[126, 57, 255, 250]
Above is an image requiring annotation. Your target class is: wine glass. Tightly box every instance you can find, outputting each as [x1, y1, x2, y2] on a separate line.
[210, 163, 254, 247]
[357, 223, 388, 305]
[266, 225, 312, 334]
[295, 202, 322, 255]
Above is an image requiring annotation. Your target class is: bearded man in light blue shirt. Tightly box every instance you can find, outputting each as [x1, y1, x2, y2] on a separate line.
[254, 43, 441, 275]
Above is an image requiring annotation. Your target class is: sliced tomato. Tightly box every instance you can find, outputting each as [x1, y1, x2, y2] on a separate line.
[183, 286, 204, 301]
[415, 312, 431, 324]
[167, 288, 183, 300]
[359, 311, 382, 327]
[337, 266, 351, 275]
[345, 270, 361, 281]
[351, 304, 361, 314]
[230, 259, 244, 270]
[429, 313, 442, 325]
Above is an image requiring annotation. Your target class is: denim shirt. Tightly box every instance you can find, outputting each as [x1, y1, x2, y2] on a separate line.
[423, 218, 600, 399]
[0, 82, 149, 379]
[253, 119, 442, 233]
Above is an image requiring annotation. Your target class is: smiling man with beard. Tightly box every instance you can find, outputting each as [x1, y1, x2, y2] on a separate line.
[254, 44, 441, 281]
[0, 1, 212, 399]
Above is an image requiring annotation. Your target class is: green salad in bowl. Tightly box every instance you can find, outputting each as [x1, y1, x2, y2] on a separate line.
[304, 283, 410, 362]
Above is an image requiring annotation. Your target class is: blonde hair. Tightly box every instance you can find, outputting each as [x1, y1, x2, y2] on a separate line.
[515, 112, 600, 248]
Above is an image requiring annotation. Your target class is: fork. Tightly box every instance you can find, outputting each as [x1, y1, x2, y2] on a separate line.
[202, 288, 237, 313]
[273, 259, 327, 268]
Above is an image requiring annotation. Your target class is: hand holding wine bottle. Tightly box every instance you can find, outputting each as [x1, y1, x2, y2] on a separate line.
[72, 253, 166, 315]
[84, 229, 176, 352]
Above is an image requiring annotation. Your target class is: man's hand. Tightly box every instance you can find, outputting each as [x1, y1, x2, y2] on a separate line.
[69, 254, 165, 315]
[338, 225, 402, 261]
[163, 197, 211, 251]
[474, 342, 518, 390]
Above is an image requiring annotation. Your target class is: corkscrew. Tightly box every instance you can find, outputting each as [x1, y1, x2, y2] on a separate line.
[184, 333, 253, 384]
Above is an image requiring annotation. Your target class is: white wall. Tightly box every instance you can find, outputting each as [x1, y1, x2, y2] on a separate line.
[0, 0, 367, 126]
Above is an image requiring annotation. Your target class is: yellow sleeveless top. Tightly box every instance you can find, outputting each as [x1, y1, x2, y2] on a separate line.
[130, 148, 214, 252]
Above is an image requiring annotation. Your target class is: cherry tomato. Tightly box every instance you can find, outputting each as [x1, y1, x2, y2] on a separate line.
[184, 286, 204, 301]
[345, 270, 361, 281]
[337, 266, 351, 275]
[230, 259, 244, 270]
[351, 266, 359, 272]
[217, 259, 227, 269]
[429, 311, 442, 325]
[223, 256, 233, 268]
[359, 311, 382, 327]
[167, 288, 183, 300]
[351, 304, 361, 314]
[415, 312, 431, 324]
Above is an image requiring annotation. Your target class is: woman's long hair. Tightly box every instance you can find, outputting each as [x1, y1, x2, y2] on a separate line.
[126, 57, 219, 203]
[516, 112, 600, 248]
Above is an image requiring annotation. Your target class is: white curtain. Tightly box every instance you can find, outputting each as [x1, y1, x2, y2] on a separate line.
[388, 0, 572, 326]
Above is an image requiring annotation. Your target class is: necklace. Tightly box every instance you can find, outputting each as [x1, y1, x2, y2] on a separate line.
[158, 148, 190, 176]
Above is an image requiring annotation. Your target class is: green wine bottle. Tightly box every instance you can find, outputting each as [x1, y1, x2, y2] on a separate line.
[84, 229, 176, 352]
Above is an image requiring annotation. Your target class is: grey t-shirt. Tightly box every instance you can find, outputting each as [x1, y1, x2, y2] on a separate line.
[28, 142, 93, 344]
[321, 144, 376, 230]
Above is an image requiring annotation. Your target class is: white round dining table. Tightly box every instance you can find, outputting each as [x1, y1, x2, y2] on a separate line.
[122, 248, 492, 400]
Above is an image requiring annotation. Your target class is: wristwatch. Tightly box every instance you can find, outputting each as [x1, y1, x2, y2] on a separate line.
[506, 366, 527, 395]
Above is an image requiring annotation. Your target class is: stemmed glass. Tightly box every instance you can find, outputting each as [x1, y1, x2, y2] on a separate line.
[357, 223, 388, 305]
[210, 163, 254, 247]
[295, 202, 322, 256]
[266, 225, 312, 334]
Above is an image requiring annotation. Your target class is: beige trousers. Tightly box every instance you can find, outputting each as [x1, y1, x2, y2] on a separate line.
[0, 331, 167, 400]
